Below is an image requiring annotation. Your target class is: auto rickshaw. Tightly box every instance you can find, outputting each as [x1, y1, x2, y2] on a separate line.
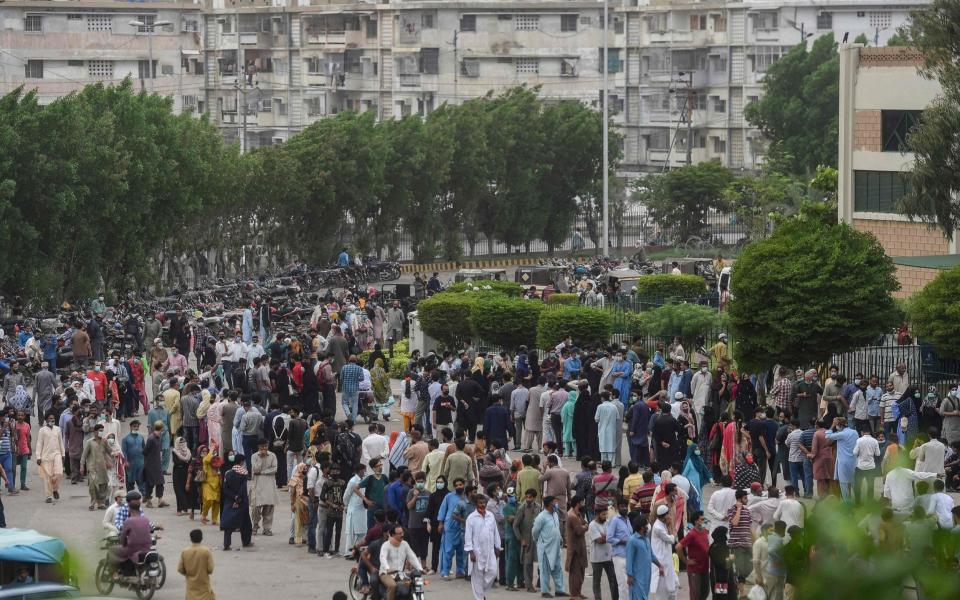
[0, 529, 76, 589]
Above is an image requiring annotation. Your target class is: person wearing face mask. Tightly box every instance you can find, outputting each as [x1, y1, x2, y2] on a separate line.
[896, 386, 923, 444]
[437, 477, 468, 580]
[532, 495, 566, 597]
[565, 495, 589, 600]
[36, 411, 65, 503]
[513, 488, 540, 591]
[80, 423, 110, 510]
[607, 496, 634, 600]
[649, 504, 678, 600]
[501, 487, 523, 590]
[691, 360, 712, 418]
[677, 511, 710, 600]
[464, 494, 502, 600]
[404, 472, 431, 566]
[425, 475, 449, 573]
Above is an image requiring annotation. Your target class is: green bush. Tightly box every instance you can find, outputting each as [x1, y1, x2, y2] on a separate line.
[632, 274, 706, 298]
[470, 297, 544, 350]
[635, 302, 727, 339]
[446, 280, 524, 297]
[416, 293, 476, 349]
[545, 293, 579, 305]
[536, 305, 612, 349]
[908, 265, 960, 358]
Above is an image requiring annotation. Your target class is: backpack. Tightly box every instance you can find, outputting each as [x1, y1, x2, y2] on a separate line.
[516, 354, 530, 379]
[334, 432, 358, 471]
[316, 362, 329, 386]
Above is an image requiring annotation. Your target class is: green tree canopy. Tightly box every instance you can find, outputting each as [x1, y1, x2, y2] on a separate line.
[728, 215, 902, 371]
[908, 265, 960, 358]
[744, 34, 839, 175]
[640, 160, 734, 243]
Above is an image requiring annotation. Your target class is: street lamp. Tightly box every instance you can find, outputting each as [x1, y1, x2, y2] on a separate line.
[601, 0, 609, 255]
[129, 19, 172, 92]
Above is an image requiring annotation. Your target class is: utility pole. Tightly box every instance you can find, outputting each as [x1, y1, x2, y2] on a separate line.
[684, 72, 693, 165]
[452, 29, 459, 105]
[601, 0, 609, 255]
[129, 18, 171, 93]
[237, 8, 246, 153]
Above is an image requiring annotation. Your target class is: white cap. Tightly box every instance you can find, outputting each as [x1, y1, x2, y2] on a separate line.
[674, 392, 685, 400]
[719, 333, 728, 339]
[656, 505, 669, 516]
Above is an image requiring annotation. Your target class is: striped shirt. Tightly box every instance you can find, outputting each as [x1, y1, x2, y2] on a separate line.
[726, 504, 753, 548]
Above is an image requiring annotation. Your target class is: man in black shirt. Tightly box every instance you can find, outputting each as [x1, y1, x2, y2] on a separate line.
[320, 464, 346, 556]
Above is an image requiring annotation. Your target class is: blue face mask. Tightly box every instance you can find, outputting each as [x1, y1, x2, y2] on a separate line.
[436, 482, 445, 490]
[507, 497, 517, 505]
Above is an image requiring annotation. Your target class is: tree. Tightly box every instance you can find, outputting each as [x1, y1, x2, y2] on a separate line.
[642, 160, 734, 243]
[744, 34, 840, 175]
[722, 167, 807, 241]
[901, 0, 960, 239]
[633, 302, 728, 339]
[886, 31, 910, 46]
[416, 293, 477, 349]
[908, 265, 960, 358]
[728, 215, 902, 371]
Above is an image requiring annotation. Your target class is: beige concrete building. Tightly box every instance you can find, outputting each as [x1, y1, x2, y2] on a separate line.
[0, 0, 204, 113]
[837, 44, 958, 296]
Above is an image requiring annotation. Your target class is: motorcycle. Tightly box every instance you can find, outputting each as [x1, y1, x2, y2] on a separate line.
[95, 534, 166, 600]
[349, 568, 425, 600]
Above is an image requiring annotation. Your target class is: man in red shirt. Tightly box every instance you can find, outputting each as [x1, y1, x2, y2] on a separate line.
[87, 362, 108, 406]
[677, 511, 710, 600]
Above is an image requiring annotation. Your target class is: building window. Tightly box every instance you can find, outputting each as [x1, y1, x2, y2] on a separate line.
[461, 58, 479, 77]
[24, 60, 43, 79]
[460, 15, 476, 32]
[645, 14, 668, 34]
[366, 19, 377, 38]
[182, 95, 197, 110]
[854, 170, 910, 213]
[67, 14, 83, 21]
[220, 18, 233, 34]
[881, 110, 921, 152]
[713, 138, 727, 154]
[135, 15, 156, 33]
[515, 15, 540, 31]
[816, 12, 833, 30]
[421, 13, 435, 29]
[561, 59, 577, 77]
[420, 48, 439, 74]
[24, 15, 42, 33]
[712, 96, 726, 113]
[752, 11, 779, 31]
[88, 60, 114, 79]
[561, 14, 578, 32]
[515, 58, 539, 74]
[138, 60, 156, 79]
[690, 14, 708, 31]
[305, 97, 322, 116]
[752, 46, 784, 73]
[601, 93, 624, 115]
[87, 15, 113, 32]
[599, 48, 622, 73]
[645, 130, 670, 150]
[275, 98, 287, 116]
[868, 12, 891, 29]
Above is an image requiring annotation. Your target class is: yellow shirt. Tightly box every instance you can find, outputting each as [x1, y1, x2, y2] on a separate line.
[622, 473, 644, 505]
[177, 543, 215, 600]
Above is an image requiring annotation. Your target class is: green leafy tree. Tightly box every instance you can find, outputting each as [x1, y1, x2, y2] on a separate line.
[744, 34, 840, 175]
[908, 265, 960, 358]
[722, 167, 807, 240]
[416, 293, 477, 349]
[643, 160, 734, 243]
[634, 302, 728, 339]
[886, 31, 910, 46]
[536, 306, 612, 349]
[729, 216, 902, 371]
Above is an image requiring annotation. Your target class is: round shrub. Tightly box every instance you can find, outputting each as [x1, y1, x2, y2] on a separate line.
[632, 274, 706, 299]
[536, 305, 612, 349]
[416, 293, 476, 349]
[446, 280, 524, 297]
[469, 297, 544, 350]
[545, 293, 579, 305]
[635, 302, 727, 339]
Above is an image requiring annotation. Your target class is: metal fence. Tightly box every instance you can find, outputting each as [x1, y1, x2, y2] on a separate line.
[830, 336, 960, 394]
[393, 209, 762, 262]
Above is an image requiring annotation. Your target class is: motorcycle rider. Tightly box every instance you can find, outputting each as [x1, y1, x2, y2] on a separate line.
[380, 524, 424, 600]
[112, 491, 153, 575]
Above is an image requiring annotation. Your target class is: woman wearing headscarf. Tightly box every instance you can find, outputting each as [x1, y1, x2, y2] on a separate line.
[734, 373, 757, 417]
[572, 386, 601, 461]
[649, 470, 686, 537]
[707, 412, 730, 481]
[221, 454, 252, 550]
[708, 526, 737, 599]
[288, 462, 310, 545]
[199, 444, 221, 525]
[197, 388, 212, 447]
[172, 437, 196, 517]
[370, 358, 391, 407]
[897, 386, 922, 444]
[678, 400, 698, 444]
[105, 432, 126, 500]
[682, 443, 712, 513]
[300, 358, 320, 416]
[561, 383, 579, 458]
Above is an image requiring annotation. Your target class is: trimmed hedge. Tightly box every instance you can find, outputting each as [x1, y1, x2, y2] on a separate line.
[545, 293, 579, 305]
[446, 280, 524, 297]
[359, 338, 410, 378]
[416, 293, 476, 349]
[632, 274, 706, 298]
[470, 296, 544, 350]
[536, 305, 612, 349]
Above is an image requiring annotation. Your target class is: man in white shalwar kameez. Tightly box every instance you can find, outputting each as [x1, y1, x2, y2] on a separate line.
[650, 505, 679, 600]
[464, 495, 502, 600]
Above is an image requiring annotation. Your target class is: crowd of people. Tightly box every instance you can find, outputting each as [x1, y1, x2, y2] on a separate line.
[1, 295, 960, 600]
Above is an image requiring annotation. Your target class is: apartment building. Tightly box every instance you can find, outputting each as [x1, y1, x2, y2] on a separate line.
[837, 44, 958, 297]
[614, 0, 924, 175]
[0, 0, 204, 114]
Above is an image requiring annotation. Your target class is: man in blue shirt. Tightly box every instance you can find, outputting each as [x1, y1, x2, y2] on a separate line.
[340, 356, 364, 422]
[563, 350, 582, 381]
[337, 248, 350, 267]
[606, 496, 634, 600]
[385, 470, 412, 525]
